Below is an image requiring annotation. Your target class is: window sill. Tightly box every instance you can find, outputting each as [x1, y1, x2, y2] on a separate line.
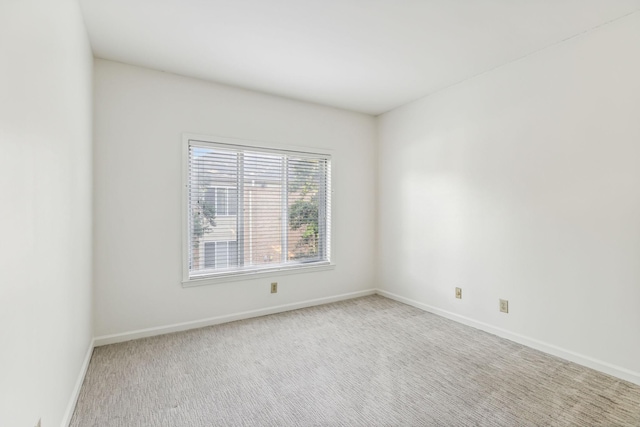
[182, 262, 336, 288]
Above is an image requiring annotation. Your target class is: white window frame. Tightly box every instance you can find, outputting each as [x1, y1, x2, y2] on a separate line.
[181, 134, 335, 287]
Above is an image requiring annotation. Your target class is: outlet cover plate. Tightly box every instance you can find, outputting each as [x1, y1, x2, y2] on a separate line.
[499, 299, 509, 313]
[455, 287, 462, 299]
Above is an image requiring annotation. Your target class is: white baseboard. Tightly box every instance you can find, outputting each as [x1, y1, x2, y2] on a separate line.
[61, 338, 94, 427]
[376, 289, 640, 386]
[94, 289, 376, 347]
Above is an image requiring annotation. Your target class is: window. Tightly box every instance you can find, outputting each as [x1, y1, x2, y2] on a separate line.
[183, 136, 332, 283]
[205, 187, 238, 216]
[203, 241, 238, 269]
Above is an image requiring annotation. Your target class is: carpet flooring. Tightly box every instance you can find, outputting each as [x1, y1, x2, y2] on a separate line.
[70, 295, 640, 426]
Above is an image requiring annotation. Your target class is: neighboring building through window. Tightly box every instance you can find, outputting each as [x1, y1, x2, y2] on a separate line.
[205, 187, 238, 217]
[203, 241, 238, 269]
[184, 136, 332, 282]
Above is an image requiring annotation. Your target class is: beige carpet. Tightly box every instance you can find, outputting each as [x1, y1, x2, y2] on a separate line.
[70, 295, 640, 426]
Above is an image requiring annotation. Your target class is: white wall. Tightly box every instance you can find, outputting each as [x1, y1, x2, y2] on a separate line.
[0, 0, 93, 426]
[377, 12, 640, 383]
[93, 59, 376, 338]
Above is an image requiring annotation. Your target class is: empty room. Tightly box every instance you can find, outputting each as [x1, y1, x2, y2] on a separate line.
[2, 0, 640, 426]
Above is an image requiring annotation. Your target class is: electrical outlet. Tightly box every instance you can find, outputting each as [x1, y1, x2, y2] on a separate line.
[270, 282, 278, 293]
[455, 287, 462, 299]
[499, 299, 509, 313]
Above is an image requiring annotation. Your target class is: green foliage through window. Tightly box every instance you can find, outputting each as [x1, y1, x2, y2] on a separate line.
[289, 197, 319, 258]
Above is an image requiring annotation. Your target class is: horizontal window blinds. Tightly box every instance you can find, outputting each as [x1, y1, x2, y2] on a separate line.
[188, 141, 331, 278]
